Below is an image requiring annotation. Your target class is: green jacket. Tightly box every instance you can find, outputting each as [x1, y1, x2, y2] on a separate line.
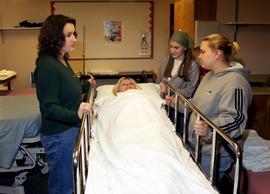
[34, 55, 89, 135]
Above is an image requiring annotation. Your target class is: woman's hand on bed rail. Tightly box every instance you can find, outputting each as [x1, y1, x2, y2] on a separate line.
[194, 120, 209, 137]
[78, 102, 92, 119]
[165, 95, 175, 107]
[160, 81, 167, 93]
[166, 96, 209, 137]
[87, 73, 96, 87]
[87, 74, 96, 88]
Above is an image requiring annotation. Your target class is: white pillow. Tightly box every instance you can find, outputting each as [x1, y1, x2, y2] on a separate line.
[95, 83, 160, 105]
[139, 83, 160, 96]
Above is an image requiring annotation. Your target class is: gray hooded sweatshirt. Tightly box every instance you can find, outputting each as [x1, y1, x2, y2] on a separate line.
[188, 62, 253, 156]
[156, 56, 200, 99]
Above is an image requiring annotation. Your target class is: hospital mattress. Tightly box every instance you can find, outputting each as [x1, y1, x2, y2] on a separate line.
[0, 95, 41, 168]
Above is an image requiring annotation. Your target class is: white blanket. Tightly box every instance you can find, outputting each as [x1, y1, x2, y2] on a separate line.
[243, 129, 270, 172]
[86, 90, 218, 194]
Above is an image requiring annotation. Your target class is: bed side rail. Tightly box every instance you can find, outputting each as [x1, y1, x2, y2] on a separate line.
[164, 82, 241, 194]
[72, 85, 96, 194]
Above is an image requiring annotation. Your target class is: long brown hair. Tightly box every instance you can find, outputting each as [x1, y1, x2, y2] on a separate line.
[36, 14, 76, 65]
[163, 48, 194, 81]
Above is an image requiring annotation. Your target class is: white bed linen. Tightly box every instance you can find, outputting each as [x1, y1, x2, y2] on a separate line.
[243, 129, 270, 172]
[85, 89, 218, 194]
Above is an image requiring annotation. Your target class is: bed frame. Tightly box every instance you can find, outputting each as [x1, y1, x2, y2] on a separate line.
[0, 91, 48, 194]
[165, 82, 242, 194]
[72, 86, 96, 194]
[0, 136, 48, 194]
[72, 82, 242, 194]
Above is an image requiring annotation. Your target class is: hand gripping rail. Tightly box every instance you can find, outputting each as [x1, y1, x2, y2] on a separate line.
[164, 82, 241, 194]
[72, 85, 96, 194]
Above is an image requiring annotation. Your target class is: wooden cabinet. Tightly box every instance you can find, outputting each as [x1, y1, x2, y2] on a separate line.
[194, 0, 217, 21]
[246, 94, 270, 139]
[173, 0, 217, 40]
[174, 0, 195, 39]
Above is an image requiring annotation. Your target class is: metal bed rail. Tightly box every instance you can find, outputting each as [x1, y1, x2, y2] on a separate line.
[164, 82, 241, 194]
[72, 85, 96, 194]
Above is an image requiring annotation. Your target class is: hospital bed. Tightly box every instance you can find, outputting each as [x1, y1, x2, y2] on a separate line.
[0, 90, 48, 194]
[72, 82, 242, 194]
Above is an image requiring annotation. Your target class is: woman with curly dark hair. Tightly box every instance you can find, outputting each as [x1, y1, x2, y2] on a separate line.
[34, 14, 92, 194]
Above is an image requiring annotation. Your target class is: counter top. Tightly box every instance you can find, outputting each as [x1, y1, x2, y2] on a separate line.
[249, 74, 270, 95]
[252, 86, 270, 95]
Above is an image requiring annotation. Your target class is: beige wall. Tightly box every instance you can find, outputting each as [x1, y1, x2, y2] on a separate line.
[0, 0, 171, 89]
[216, 0, 270, 74]
[0, 0, 51, 89]
[3, 0, 268, 89]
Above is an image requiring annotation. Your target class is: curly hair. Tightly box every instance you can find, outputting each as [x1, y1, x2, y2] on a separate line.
[112, 77, 141, 96]
[36, 14, 76, 64]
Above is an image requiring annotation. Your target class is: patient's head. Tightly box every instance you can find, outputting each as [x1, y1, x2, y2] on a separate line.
[112, 77, 141, 96]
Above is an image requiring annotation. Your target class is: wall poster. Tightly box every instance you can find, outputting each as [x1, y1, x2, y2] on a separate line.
[104, 20, 122, 43]
[51, 1, 154, 59]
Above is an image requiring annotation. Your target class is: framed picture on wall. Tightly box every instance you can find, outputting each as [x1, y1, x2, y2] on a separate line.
[51, 1, 154, 59]
[104, 20, 122, 43]
[139, 31, 151, 56]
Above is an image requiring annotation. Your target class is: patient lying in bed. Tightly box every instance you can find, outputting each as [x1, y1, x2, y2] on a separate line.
[85, 78, 218, 194]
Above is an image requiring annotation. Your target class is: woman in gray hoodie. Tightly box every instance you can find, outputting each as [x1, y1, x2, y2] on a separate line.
[167, 33, 252, 188]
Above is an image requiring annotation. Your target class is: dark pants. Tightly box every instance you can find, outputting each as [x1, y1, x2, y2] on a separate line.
[168, 107, 184, 136]
[201, 154, 234, 185]
[188, 142, 235, 189]
[41, 127, 79, 194]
